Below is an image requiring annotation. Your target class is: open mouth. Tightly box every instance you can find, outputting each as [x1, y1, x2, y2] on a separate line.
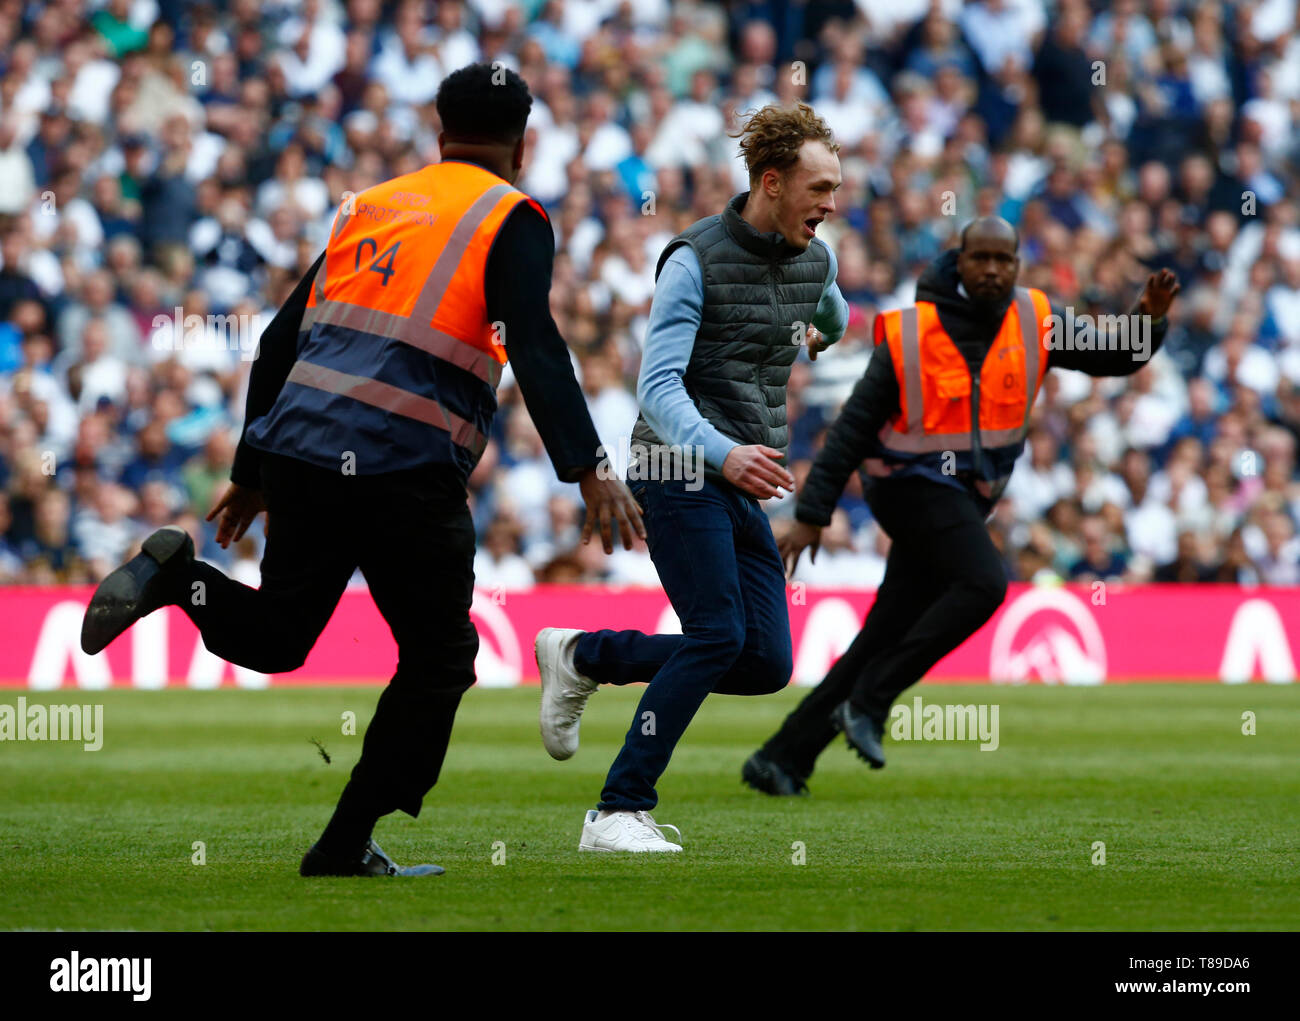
[803, 218, 821, 238]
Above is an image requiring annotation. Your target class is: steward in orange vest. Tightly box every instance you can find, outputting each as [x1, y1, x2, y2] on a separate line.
[869, 281, 1052, 504]
[243, 158, 547, 476]
[795, 223, 1177, 524]
[744, 218, 1181, 794]
[81, 64, 644, 877]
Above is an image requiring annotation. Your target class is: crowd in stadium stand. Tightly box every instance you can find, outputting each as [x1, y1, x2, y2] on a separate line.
[1, 0, 1299, 592]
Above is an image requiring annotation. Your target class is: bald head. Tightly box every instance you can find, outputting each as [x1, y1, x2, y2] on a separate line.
[960, 216, 1019, 252]
[957, 216, 1020, 304]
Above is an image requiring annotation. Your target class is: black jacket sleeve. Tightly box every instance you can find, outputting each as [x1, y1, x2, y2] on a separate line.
[485, 201, 602, 483]
[1046, 298, 1168, 376]
[795, 341, 901, 528]
[231, 250, 324, 488]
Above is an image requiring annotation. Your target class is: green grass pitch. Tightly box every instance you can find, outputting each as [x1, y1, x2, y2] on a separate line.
[1, 684, 1296, 931]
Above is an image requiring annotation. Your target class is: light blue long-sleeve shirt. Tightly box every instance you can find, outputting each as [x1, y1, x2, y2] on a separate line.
[638, 239, 849, 471]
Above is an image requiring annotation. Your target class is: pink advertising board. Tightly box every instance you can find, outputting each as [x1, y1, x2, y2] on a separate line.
[0, 584, 1295, 688]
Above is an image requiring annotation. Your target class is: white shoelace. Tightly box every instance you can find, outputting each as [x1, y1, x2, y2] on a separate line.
[629, 810, 682, 844]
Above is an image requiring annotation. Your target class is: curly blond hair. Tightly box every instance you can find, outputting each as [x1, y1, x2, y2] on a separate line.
[732, 102, 840, 185]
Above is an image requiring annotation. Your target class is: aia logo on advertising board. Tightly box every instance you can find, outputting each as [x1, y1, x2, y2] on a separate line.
[989, 587, 1107, 685]
[469, 589, 525, 686]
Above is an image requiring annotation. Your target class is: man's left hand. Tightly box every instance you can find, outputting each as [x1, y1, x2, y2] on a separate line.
[1139, 268, 1181, 320]
[807, 325, 831, 361]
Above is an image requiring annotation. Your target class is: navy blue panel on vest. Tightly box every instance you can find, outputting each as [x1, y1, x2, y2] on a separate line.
[245, 383, 475, 477]
[296, 321, 495, 426]
[244, 322, 497, 479]
[879, 443, 1024, 489]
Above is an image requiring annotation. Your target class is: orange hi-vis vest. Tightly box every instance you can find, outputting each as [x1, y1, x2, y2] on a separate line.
[245, 160, 547, 477]
[870, 287, 1053, 503]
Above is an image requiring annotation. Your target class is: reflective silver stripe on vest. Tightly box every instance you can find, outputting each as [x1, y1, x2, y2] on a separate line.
[296, 180, 518, 445]
[300, 205, 353, 329]
[312, 212, 336, 305]
[305, 184, 514, 384]
[409, 183, 514, 326]
[302, 298, 503, 386]
[1015, 287, 1040, 432]
[878, 288, 1046, 455]
[305, 264, 327, 328]
[312, 256, 327, 307]
[332, 205, 353, 240]
[898, 306, 922, 434]
[287, 360, 487, 457]
[877, 423, 1031, 453]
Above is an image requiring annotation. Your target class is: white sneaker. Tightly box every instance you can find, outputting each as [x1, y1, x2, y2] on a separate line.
[536, 627, 599, 760]
[578, 809, 683, 853]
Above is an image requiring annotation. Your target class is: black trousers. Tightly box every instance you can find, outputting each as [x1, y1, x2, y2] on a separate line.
[179, 452, 479, 819]
[761, 476, 1008, 777]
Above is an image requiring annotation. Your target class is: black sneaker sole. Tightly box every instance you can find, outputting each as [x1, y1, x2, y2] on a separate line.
[142, 525, 192, 565]
[299, 845, 445, 877]
[81, 527, 193, 655]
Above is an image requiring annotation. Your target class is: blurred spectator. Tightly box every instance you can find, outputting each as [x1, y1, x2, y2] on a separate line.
[72, 479, 136, 579]
[1154, 529, 1216, 582]
[18, 487, 87, 583]
[0, 0, 1297, 591]
[182, 429, 235, 519]
[118, 417, 186, 492]
[1068, 513, 1130, 582]
[0, 117, 37, 215]
[57, 270, 141, 363]
[475, 514, 536, 591]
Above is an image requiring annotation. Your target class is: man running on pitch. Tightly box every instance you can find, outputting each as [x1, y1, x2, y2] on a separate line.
[744, 216, 1180, 794]
[535, 103, 849, 851]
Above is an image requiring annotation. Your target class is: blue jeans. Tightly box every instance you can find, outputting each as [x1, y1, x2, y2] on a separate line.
[574, 478, 793, 811]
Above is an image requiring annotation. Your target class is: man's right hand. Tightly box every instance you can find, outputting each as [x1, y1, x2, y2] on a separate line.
[206, 482, 266, 548]
[777, 520, 822, 578]
[722, 445, 796, 500]
[577, 470, 646, 553]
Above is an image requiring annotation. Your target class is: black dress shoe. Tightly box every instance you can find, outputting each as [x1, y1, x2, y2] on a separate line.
[831, 702, 886, 768]
[299, 839, 445, 877]
[81, 526, 195, 655]
[742, 751, 809, 796]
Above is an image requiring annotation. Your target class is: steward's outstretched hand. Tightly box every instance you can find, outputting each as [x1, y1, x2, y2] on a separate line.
[778, 520, 822, 579]
[1139, 268, 1181, 319]
[578, 470, 646, 553]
